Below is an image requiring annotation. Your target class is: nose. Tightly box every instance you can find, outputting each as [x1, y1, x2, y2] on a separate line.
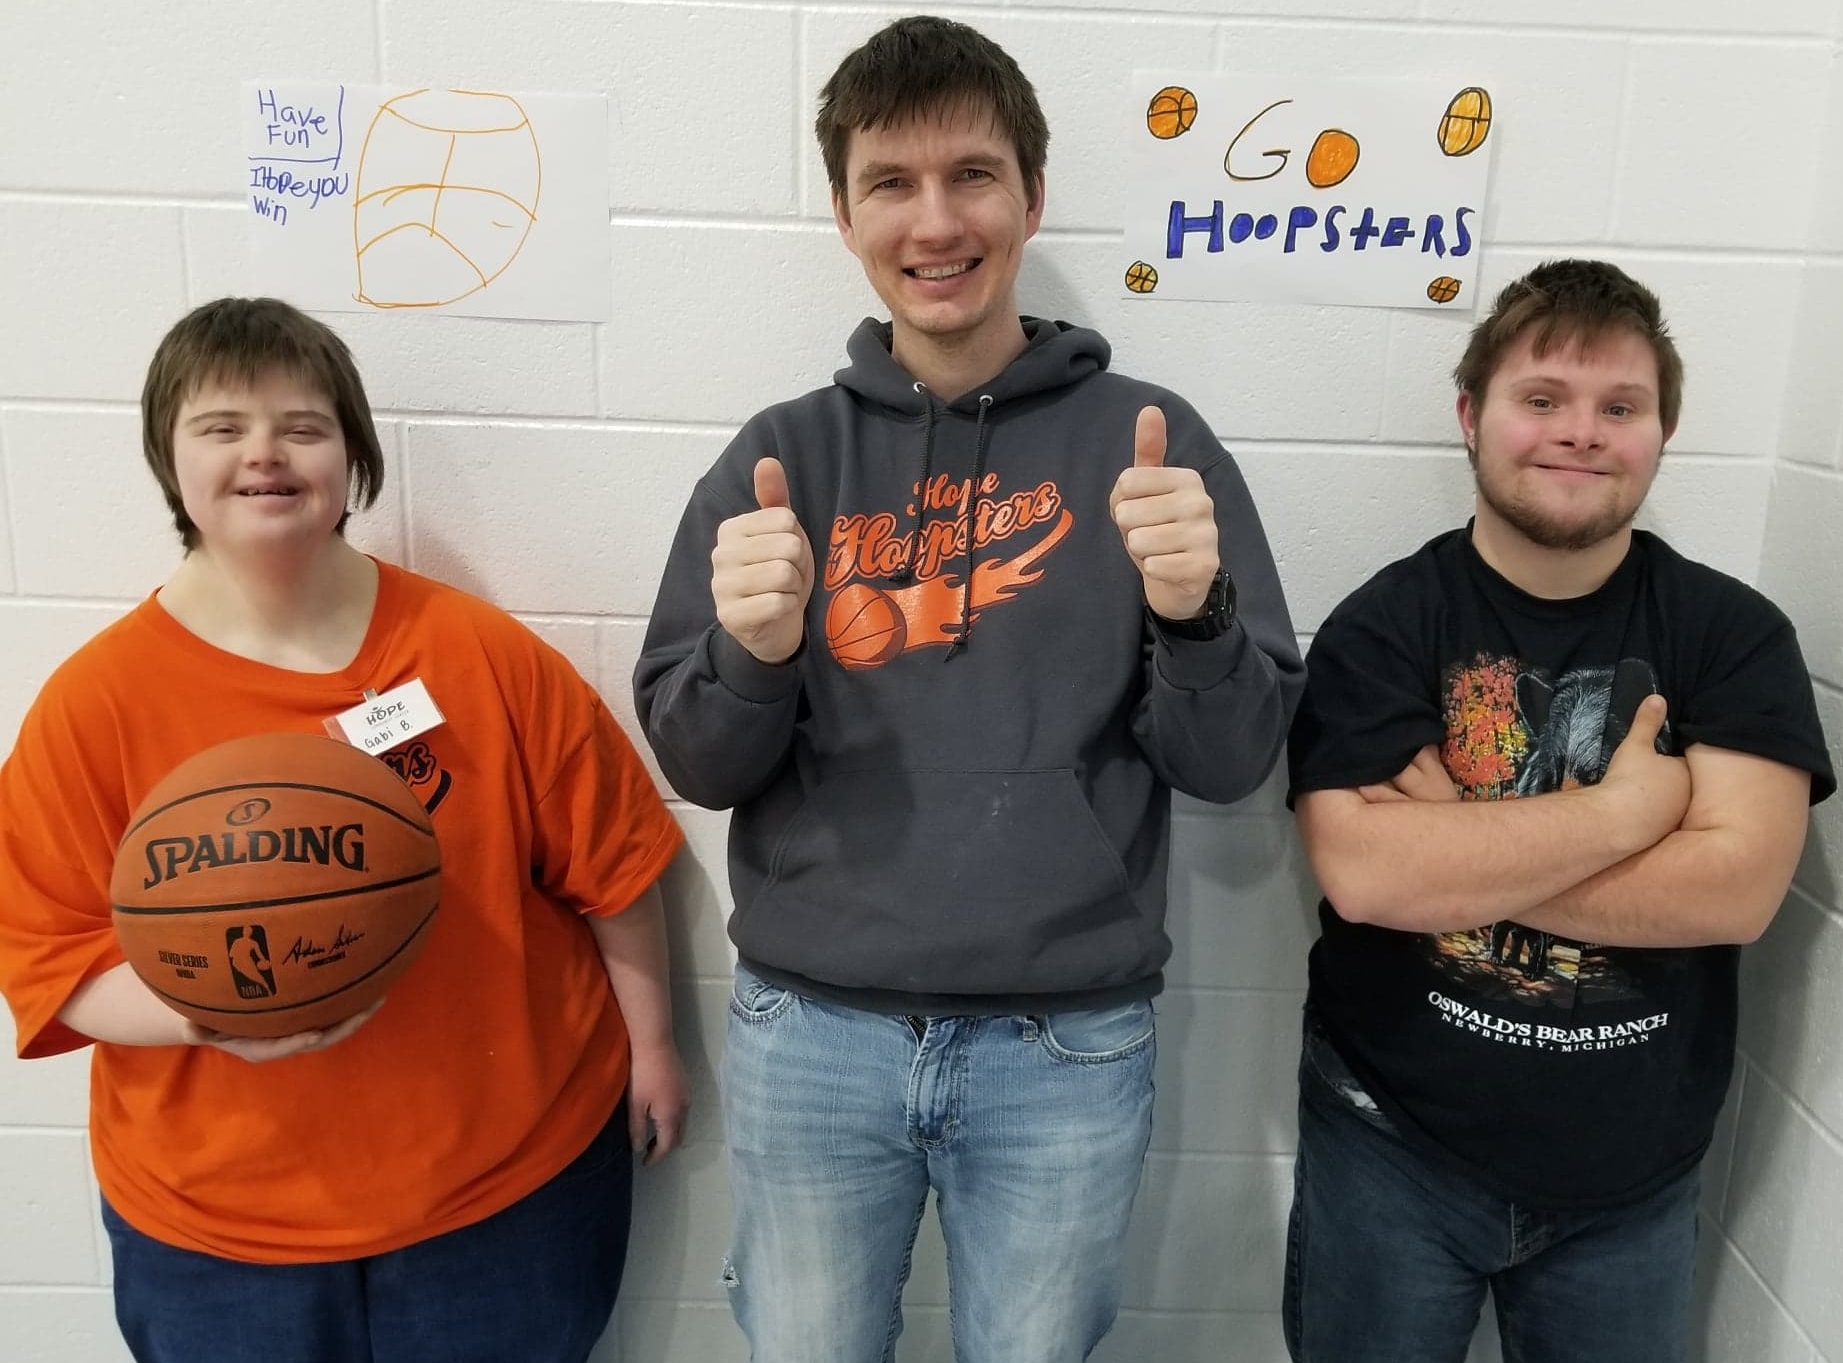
[245, 426, 286, 464]
[1554, 404, 1604, 450]
[910, 181, 961, 244]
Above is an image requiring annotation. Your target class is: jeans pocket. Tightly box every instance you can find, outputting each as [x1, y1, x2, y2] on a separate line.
[728, 966, 797, 1026]
[1301, 1023, 1392, 1131]
[1037, 999, 1156, 1064]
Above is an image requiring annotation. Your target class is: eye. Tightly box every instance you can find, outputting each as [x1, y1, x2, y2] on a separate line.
[206, 424, 239, 436]
[1605, 403, 1634, 419]
[1524, 396, 1553, 411]
[872, 177, 904, 192]
[957, 167, 993, 183]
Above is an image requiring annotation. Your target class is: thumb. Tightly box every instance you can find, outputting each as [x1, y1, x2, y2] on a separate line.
[1622, 693, 1668, 748]
[753, 456, 790, 510]
[1133, 406, 1166, 469]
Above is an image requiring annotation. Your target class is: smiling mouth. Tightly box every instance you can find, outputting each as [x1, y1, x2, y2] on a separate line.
[907, 260, 978, 280]
[237, 488, 300, 497]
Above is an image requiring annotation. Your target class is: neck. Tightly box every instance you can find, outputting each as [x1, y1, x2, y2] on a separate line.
[1468, 504, 1633, 600]
[891, 316, 1029, 402]
[159, 539, 378, 670]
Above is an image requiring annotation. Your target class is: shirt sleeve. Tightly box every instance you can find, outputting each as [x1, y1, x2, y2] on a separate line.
[1673, 589, 1835, 805]
[529, 696, 686, 917]
[1128, 394, 1306, 805]
[0, 694, 131, 1059]
[632, 423, 807, 810]
[1287, 566, 1448, 802]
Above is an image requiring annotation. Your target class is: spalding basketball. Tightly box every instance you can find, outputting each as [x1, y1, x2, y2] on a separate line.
[110, 733, 441, 1039]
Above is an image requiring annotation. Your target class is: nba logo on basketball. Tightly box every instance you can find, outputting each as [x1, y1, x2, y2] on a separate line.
[226, 925, 277, 999]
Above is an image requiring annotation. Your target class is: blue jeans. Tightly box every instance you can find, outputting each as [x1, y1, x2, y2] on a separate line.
[722, 965, 1156, 1363]
[1284, 1024, 1698, 1363]
[103, 1099, 632, 1363]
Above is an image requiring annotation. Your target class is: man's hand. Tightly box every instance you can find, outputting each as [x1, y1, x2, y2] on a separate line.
[181, 997, 383, 1063]
[712, 457, 814, 665]
[1596, 694, 1691, 854]
[1359, 745, 1460, 804]
[1109, 406, 1220, 621]
[626, 1039, 691, 1167]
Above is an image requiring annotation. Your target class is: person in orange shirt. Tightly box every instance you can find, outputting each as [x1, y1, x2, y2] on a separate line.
[0, 297, 688, 1363]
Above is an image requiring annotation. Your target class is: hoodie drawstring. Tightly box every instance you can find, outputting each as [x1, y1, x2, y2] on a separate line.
[889, 382, 937, 586]
[943, 394, 994, 660]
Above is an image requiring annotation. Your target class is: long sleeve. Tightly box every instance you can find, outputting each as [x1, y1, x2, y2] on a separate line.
[1130, 407, 1304, 804]
[633, 436, 807, 810]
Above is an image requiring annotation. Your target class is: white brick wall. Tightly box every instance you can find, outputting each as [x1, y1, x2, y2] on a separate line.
[1, 3, 1837, 1359]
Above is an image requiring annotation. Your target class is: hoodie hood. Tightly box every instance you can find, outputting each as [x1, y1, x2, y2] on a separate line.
[835, 316, 1111, 414]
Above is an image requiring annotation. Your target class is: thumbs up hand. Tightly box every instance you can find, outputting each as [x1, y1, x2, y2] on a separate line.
[711, 456, 815, 665]
[1108, 405, 1220, 622]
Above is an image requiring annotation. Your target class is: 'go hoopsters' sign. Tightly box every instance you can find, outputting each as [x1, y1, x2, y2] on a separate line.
[1121, 75, 1497, 311]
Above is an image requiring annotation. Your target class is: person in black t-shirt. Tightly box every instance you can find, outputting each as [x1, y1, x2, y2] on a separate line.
[1282, 259, 1834, 1363]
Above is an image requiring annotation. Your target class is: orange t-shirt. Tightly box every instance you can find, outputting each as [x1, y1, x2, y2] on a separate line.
[0, 562, 683, 1262]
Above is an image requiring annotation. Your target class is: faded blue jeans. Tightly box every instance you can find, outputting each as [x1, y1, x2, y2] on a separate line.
[1284, 1020, 1699, 1363]
[722, 964, 1156, 1363]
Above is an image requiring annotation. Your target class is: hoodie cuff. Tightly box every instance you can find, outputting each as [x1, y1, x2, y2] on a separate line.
[1151, 618, 1252, 692]
[709, 626, 804, 704]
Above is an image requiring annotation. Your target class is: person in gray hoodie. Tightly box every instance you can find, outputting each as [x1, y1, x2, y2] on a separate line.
[634, 16, 1303, 1362]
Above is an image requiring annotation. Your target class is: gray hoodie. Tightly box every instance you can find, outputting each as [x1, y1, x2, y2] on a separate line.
[635, 317, 1304, 1013]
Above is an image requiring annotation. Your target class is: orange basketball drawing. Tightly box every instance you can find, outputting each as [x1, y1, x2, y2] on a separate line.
[1438, 87, 1492, 157]
[1145, 86, 1198, 140]
[1124, 261, 1159, 294]
[1427, 276, 1462, 304]
[353, 89, 542, 309]
[826, 582, 907, 669]
[1304, 129, 1360, 188]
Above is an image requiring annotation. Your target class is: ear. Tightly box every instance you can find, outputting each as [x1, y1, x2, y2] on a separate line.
[832, 186, 859, 258]
[1455, 389, 1479, 454]
[1024, 172, 1047, 240]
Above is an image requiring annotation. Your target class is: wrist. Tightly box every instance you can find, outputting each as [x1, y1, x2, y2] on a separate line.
[1151, 569, 1235, 641]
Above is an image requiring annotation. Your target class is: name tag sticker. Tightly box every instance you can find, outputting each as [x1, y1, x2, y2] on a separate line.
[325, 680, 446, 754]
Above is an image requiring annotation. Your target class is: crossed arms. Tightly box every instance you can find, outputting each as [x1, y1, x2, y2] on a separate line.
[1295, 696, 1812, 948]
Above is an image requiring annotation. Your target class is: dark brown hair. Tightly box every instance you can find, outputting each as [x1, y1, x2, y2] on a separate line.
[817, 16, 1049, 209]
[1455, 259, 1683, 433]
[141, 298, 383, 549]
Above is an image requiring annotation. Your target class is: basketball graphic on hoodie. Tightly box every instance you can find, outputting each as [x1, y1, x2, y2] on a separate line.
[826, 583, 907, 668]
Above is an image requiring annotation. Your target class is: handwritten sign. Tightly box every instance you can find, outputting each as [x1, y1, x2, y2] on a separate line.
[1121, 76, 1496, 310]
[244, 82, 610, 321]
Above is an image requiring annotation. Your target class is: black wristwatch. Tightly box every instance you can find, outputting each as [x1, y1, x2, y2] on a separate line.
[1152, 568, 1236, 641]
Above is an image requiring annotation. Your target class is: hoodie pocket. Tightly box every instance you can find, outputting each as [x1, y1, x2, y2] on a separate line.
[741, 768, 1144, 996]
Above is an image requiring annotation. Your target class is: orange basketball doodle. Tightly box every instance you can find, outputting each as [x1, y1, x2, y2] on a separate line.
[352, 89, 543, 309]
[1304, 129, 1360, 188]
[1124, 261, 1158, 294]
[1145, 86, 1198, 140]
[826, 583, 908, 669]
[1438, 87, 1493, 157]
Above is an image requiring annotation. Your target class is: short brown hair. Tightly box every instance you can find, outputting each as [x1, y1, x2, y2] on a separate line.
[141, 298, 384, 549]
[1455, 259, 1684, 434]
[817, 16, 1049, 209]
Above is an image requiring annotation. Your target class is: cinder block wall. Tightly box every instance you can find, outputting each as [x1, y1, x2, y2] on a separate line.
[2, 4, 1837, 1359]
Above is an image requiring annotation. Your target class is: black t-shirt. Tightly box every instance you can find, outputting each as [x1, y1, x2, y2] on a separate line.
[1288, 527, 1834, 1210]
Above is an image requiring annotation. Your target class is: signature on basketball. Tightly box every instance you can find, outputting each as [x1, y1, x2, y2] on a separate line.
[282, 922, 366, 967]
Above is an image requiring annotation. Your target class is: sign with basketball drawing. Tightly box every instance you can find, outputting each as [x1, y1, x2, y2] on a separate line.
[1122, 75, 1496, 310]
[242, 82, 610, 321]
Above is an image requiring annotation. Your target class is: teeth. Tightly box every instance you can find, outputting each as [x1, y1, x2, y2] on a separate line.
[913, 262, 971, 279]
